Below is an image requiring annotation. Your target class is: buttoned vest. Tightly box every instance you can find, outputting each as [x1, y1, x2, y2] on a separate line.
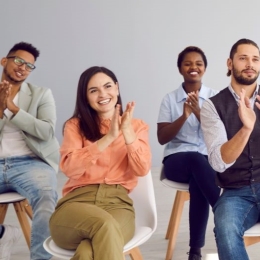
[210, 87, 260, 188]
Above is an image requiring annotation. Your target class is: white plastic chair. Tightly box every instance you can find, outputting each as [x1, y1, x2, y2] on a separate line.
[0, 192, 33, 248]
[43, 171, 157, 260]
[160, 165, 190, 260]
[244, 222, 260, 246]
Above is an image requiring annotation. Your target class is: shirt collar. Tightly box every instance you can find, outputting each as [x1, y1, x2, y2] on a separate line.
[176, 83, 208, 102]
[228, 84, 259, 101]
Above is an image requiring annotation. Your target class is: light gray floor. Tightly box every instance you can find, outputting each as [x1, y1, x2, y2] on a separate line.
[5, 167, 259, 260]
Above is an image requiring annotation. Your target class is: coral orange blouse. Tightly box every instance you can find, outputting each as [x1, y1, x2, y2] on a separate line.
[60, 117, 151, 196]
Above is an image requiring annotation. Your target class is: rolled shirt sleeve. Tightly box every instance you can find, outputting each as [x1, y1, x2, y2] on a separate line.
[200, 99, 235, 172]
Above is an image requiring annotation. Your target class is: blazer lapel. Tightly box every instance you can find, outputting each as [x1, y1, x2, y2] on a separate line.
[18, 82, 32, 112]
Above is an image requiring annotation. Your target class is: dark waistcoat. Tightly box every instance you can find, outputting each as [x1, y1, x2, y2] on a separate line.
[210, 87, 260, 188]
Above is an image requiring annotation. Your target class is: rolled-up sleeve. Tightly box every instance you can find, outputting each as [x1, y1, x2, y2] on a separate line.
[201, 99, 235, 172]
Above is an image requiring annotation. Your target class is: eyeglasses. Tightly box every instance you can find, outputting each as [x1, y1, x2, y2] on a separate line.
[6, 56, 36, 72]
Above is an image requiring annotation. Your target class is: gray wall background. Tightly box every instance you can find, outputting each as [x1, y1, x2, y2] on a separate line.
[1, 1, 260, 166]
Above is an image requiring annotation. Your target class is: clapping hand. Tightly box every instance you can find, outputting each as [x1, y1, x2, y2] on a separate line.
[256, 94, 260, 110]
[183, 90, 200, 121]
[0, 81, 11, 112]
[108, 101, 136, 145]
[238, 88, 256, 131]
[120, 101, 135, 131]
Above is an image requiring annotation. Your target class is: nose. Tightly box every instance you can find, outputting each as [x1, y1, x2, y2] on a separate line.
[190, 63, 197, 69]
[18, 63, 26, 70]
[246, 59, 254, 69]
[98, 88, 106, 97]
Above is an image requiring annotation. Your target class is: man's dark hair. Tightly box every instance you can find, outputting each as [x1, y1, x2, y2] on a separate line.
[7, 42, 40, 61]
[227, 38, 259, 76]
[177, 46, 208, 70]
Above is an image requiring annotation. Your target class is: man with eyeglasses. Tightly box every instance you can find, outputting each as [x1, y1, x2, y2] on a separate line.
[0, 42, 59, 260]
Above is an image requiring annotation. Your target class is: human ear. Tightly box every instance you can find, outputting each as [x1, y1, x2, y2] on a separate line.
[0, 57, 7, 67]
[227, 58, 232, 71]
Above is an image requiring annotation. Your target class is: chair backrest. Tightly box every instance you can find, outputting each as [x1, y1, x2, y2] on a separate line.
[129, 171, 157, 232]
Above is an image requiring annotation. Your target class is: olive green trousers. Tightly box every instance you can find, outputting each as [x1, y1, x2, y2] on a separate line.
[49, 184, 135, 260]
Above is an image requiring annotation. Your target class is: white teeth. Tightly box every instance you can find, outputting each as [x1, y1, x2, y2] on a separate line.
[98, 99, 110, 104]
[190, 72, 198, 75]
[16, 72, 22, 76]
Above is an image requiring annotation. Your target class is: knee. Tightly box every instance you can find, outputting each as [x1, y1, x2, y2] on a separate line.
[30, 189, 57, 213]
[215, 219, 236, 237]
[214, 214, 242, 246]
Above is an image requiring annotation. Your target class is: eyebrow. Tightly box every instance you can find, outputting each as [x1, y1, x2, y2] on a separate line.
[88, 81, 112, 91]
[15, 56, 34, 64]
[238, 54, 260, 58]
[183, 60, 203, 62]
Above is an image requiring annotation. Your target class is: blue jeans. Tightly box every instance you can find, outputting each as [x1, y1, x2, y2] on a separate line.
[164, 152, 220, 248]
[213, 183, 260, 260]
[0, 156, 58, 260]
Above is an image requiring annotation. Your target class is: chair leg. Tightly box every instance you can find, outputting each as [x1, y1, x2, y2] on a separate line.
[21, 199, 33, 220]
[0, 204, 8, 223]
[13, 200, 31, 249]
[165, 190, 190, 260]
[244, 236, 260, 246]
[166, 190, 189, 239]
[125, 247, 143, 260]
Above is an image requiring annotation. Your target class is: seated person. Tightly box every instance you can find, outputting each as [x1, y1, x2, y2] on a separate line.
[49, 66, 152, 260]
[201, 38, 260, 260]
[0, 42, 59, 260]
[157, 46, 220, 260]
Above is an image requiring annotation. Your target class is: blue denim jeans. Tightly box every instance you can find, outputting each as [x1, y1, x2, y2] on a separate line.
[0, 156, 58, 260]
[213, 183, 260, 260]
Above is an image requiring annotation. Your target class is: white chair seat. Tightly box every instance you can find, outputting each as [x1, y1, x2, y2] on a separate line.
[160, 164, 189, 191]
[161, 179, 189, 190]
[43, 171, 157, 259]
[0, 192, 26, 203]
[44, 226, 153, 259]
[44, 237, 74, 259]
[244, 223, 260, 236]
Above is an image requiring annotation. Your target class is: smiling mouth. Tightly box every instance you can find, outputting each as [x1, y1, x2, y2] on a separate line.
[98, 98, 111, 104]
[189, 71, 198, 75]
[15, 71, 24, 77]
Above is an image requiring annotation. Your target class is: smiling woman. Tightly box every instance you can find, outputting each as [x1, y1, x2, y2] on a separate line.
[157, 46, 221, 260]
[49, 66, 152, 260]
[86, 71, 119, 119]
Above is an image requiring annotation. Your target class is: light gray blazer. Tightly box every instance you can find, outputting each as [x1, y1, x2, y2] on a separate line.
[0, 82, 60, 172]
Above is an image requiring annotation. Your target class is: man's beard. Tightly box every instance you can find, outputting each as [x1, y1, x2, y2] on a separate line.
[3, 68, 25, 84]
[232, 66, 259, 85]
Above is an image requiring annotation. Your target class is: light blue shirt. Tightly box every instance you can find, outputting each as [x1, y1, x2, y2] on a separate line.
[157, 84, 218, 158]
